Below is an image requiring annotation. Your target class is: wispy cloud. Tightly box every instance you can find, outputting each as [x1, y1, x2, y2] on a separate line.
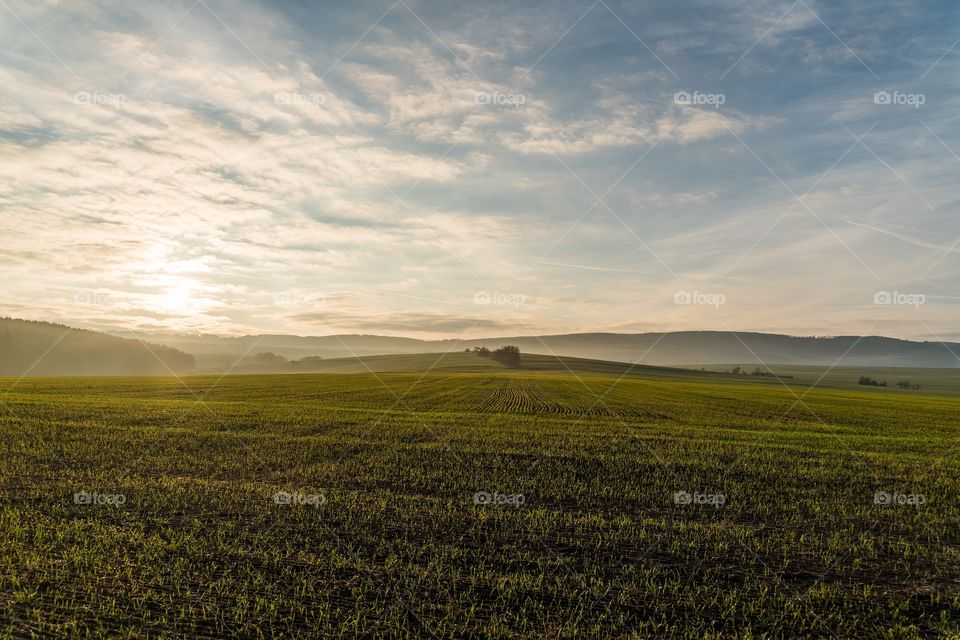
[0, 0, 957, 339]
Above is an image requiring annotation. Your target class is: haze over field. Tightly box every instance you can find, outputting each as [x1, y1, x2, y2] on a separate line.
[119, 325, 960, 368]
[2, 317, 958, 376]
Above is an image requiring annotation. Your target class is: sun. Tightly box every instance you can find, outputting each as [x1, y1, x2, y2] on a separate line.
[157, 285, 194, 314]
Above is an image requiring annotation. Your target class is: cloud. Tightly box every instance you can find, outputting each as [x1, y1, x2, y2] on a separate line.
[293, 311, 517, 334]
[843, 220, 960, 253]
[0, 0, 956, 340]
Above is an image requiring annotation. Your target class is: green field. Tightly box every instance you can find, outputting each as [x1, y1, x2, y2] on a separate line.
[699, 363, 960, 397]
[2, 355, 959, 638]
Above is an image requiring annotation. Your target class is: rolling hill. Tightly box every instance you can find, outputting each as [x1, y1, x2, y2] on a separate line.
[116, 329, 960, 369]
[0, 318, 196, 376]
[5, 317, 959, 376]
[189, 351, 960, 395]
[211, 350, 722, 377]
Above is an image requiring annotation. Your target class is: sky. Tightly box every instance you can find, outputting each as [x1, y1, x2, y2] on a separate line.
[0, 0, 958, 340]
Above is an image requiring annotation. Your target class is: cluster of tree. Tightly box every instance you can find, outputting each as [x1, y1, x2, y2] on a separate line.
[896, 381, 920, 390]
[858, 376, 887, 387]
[467, 345, 521, 368]
[491, 345, 521, 367]
[729, 365, 793, 379]
[253, 352, 288, 365]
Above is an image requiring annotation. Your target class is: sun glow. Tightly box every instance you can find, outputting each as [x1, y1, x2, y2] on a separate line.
[157, 285, 194, 314]
[132, 253, 213, 318]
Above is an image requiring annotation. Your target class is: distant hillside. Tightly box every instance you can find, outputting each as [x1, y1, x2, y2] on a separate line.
[175, 351, 960, 395]
[107, 332, 432, 370]
[0, 318, 195, 376]
[2, 317, 957, 375]
[221, 351, 726, 378]
[449, 332, 960, 368]
[119, 329, 960, 369]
